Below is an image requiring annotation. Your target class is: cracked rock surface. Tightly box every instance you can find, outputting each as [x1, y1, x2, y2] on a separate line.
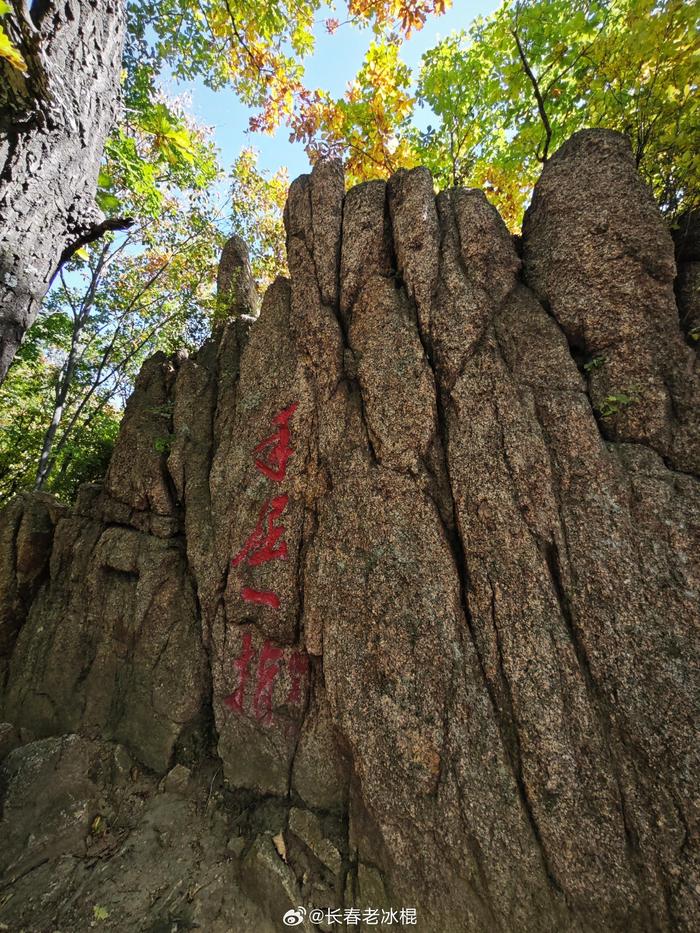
[0, 129, 698, 932]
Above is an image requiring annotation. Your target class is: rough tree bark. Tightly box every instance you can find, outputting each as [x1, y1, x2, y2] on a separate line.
[0, 0, 127, 385]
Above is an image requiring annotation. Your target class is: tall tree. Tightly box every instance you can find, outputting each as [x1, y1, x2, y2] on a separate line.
[0, 90, 224, 499]
[0, 185, 225, 500]
[0, 0, 127, 385]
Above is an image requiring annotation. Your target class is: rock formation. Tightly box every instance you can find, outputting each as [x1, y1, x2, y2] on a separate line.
[0, 129, 698, 932]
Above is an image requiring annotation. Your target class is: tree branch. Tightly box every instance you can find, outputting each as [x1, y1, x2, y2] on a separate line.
[58, 216, 135, 270]
[223, 0, 264, 75]
[511, 26, 552, 163]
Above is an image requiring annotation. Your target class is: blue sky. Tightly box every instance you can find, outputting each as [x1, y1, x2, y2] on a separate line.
[165, 1, 498, 181]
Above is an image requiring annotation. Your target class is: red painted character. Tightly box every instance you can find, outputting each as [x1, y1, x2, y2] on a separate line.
[232, 494, 290, 609]
[232, 401, 298, 611]
[223, 636, 309, 727]
[253, 641, 284, 725]
[254, 402, 298, 482]
[223, 632, 254, 713]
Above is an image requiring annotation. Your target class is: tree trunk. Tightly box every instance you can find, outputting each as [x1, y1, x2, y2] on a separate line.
[34, 346, 76, 490]
[34, 243, 109, 489]
[0, 0, 126, 385]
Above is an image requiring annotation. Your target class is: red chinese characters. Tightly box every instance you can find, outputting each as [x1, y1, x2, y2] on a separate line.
[225, 405, 304, 724]
[253, 402, 298, 482]
[223, 631, 254, 714]
[223, 635, 309, 727]
[231, 403, 298, 610]
[232, 495, 289, 608]
[253, 640, 284, 725]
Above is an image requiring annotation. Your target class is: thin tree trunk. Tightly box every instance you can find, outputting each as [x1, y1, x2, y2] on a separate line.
[0, 0, 127, 385]
[34, 243, 109, 489]
[34, 373, 71, 490]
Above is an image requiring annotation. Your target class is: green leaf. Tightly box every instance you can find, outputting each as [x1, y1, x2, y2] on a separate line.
[96, 191, 122, 213]
[97, 169, 114, 189]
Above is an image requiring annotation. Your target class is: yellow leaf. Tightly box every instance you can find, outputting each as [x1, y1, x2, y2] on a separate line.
[0, 25, 26, 72]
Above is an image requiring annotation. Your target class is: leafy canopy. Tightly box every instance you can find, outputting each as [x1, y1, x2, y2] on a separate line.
[291, 38, 418, 181]
[126, 0, 448, 133]
[96, 0, 450, 243]
[0, 176, 227, 501]
[3, 0, 696, 501]
[416, 0, 699, 225]
[294, 0, 699, 228]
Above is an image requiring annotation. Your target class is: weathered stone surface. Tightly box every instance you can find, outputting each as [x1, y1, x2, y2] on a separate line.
[100, 351, 181, 536]
[215, 278, 309, 645]
[240, 834, 313, 931]
[0, 133, 698, 932]
[217, 233, 259, 318]
[0, 735, 104, 874]
[0, 386, 211, 772]
[349, 275, 436, 471]
[284, 160, 345, 400]
[1, 520, 207, 772]
[309, 160, 345, 308]
[523, 128, 700, 473]
[387, 167, 439, 324]
[340, 179, 392, 319]
[228, 833, 247, 856]
[291, 682, 348, 812]
[214, 627, 310, 795]
[674, 209, 700, 344]
[162, 762, 192, 795]
[0, 720, 17, 760]
[0, 734, 279, 932]
[288, 807, 343, 876]
[0, 492, 65, 659]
